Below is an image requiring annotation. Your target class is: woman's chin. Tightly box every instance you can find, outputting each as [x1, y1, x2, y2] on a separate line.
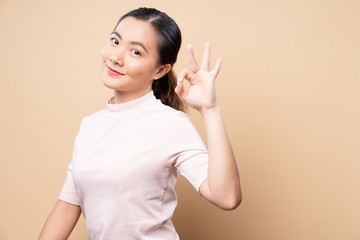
[102, 72, 122, 90]
[102, 78, 119, 90]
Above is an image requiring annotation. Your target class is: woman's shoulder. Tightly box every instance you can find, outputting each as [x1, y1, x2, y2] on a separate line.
[78, 108, 108, 127]
[152, 101, 195, 128]
[154, 100, 189, 118]
[153, 103, 203, 143]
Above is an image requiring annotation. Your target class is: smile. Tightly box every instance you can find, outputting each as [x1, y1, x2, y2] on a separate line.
[106, 65, 124, 76]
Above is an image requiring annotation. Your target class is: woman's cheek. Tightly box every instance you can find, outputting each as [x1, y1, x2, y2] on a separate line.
[126, 59, 143, 75]
[101, 45, 109, 62]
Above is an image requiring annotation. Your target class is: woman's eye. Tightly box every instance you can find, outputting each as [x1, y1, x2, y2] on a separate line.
[131, 49, 141, 56]
[110, 38, 119, 45]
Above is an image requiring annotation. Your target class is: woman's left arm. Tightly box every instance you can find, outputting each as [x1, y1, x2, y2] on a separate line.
[175, 42, 242, 210]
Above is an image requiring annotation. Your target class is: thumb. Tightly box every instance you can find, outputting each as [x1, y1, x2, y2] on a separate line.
[176, 69, 191, 101]
[175, 78, 186, 101]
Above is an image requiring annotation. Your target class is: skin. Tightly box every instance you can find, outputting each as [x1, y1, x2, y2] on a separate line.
[38, 200, 81, 240]
[39, 17, 241, 239]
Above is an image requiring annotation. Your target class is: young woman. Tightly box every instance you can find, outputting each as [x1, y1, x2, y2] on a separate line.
[39, 7, 241, 240]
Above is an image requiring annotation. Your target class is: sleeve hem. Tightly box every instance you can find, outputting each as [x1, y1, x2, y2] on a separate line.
[195, 176, 208, 194]
[58, 196, 81, 206]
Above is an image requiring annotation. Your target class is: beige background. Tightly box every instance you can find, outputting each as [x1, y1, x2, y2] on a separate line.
[1, 0, 359, 239]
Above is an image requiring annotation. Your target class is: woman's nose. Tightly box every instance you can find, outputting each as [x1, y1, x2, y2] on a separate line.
[110, 48, 124, 65]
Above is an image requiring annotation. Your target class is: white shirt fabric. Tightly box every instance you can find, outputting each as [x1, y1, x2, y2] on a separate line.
[58, 91, 208, 240]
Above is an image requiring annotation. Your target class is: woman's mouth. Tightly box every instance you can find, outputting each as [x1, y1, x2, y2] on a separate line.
[106, 66, 123, 76]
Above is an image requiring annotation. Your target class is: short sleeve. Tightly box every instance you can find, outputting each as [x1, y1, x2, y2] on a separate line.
[174, 149, 208, 193]
[58, 119, 84, 206]
[58, 160, 81, 206]
[171, 112, 209, 193]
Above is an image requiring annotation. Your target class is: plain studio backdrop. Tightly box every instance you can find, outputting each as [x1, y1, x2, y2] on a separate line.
[0, 0, 359, 239]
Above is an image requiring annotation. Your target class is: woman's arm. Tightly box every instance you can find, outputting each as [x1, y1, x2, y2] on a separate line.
[175, 42, 242, 210]
[199, 105, 241, 210]
[39, 200, 81, 240]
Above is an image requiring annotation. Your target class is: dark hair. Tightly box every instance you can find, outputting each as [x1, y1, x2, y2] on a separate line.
[114, 7, 185, 111]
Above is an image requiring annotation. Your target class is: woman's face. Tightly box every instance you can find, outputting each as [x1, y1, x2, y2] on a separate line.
[101, 17, 169, 101]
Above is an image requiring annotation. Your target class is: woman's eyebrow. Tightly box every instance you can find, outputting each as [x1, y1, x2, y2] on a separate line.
[111, 31, 148, 54]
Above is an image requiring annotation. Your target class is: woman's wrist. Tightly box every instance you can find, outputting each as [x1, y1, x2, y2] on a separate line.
[200, 104, 221, 118]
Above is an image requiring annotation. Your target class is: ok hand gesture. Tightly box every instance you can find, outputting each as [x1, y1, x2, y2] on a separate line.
[175, 42, 222, 113]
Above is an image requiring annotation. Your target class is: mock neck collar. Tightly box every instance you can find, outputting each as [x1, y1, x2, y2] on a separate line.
[106, 91, 157, 114]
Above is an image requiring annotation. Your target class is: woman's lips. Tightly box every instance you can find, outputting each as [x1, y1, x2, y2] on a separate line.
[106, 66, 123, 75]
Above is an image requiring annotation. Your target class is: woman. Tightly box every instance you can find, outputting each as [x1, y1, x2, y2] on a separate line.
[39, 7, 241, 240]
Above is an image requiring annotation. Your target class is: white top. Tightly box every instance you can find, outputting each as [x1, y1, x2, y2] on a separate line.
[59, 91, 208, 240]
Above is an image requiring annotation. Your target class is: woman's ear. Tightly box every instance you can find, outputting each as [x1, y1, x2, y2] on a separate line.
[154, 64, 171, 80]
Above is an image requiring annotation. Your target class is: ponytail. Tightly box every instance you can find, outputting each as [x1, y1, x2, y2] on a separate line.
[152, 69, 185, 112]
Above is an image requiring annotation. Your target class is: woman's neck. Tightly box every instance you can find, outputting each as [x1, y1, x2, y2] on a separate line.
[113, 88, 152, 104]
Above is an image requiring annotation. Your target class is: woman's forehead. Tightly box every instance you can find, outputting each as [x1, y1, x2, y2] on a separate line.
[114, 17, 157, 44]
